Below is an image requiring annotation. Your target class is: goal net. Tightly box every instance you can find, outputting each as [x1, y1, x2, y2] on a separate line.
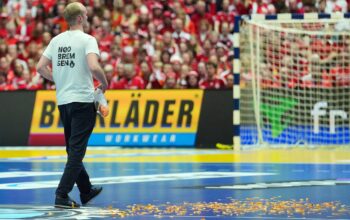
[239, 14, 350, 148]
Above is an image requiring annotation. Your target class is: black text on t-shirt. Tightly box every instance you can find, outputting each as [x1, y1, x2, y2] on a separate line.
[57, 46, 75, 68]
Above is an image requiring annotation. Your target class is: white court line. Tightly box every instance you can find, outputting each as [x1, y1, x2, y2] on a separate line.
[0, 150, 228, 161]
[0, 172, 275, 190]
[0, 172, 61, 178]
[337, 160, 350, 163]
[206, 180, 350, 190]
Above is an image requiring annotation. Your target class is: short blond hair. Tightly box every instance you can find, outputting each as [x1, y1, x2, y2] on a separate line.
[63, 2, 83, 26]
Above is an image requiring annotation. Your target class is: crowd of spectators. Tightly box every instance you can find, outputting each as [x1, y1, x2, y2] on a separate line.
[240, 30, 350, 90]
[0, 0, 349, 91]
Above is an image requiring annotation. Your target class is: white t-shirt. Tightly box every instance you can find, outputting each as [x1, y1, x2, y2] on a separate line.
[43, 30, 100, 105]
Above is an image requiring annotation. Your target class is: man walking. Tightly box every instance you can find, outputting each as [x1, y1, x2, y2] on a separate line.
[36, 2, 108, 209]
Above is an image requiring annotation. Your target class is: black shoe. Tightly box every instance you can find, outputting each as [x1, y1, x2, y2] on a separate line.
[55, 195, 80, 209]
[80, 185, 103, 205]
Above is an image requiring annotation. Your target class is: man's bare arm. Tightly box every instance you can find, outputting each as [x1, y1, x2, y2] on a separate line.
[87, 53, 108, 92]
[36, 55, 54, 81]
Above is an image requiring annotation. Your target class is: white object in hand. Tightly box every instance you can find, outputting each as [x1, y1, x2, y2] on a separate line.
[94, 88, 109, 117]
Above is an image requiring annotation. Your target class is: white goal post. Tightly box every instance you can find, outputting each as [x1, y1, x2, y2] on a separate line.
[234, 13, 350, 149]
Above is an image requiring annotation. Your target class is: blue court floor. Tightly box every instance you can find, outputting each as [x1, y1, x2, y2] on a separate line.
[0, 147, 350, 219]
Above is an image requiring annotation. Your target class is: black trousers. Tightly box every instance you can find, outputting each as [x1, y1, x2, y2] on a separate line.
[56, 102, 96, 197]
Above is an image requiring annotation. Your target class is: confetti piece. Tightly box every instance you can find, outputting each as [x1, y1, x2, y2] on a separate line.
[95, 198, 350, 218]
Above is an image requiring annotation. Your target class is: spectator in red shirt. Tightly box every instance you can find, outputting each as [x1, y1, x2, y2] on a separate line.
[234, 0, 250, 14]
[178, 64, 190, 88]
[110, 63, 124, 89]
[23, 41, 41, 61]
[248, 0, 276, 14]
[197, 61, 207, 80]
[179, 39, 190, 55]
[148, 61, 166, 89]
[21, 70, 43, 90]
[34, 4, 49, 22]
[104, 64, 115, 87]
[170, 55, 183, 77]
[161, 50, 172, 64]
[109, 43, 122, 68]
[136, 5, 150, 31]
[171, 1, 184, 17]
[10, 61, 27, 90]
[120, 3, 137, 33]
[7, 44, 28, 75]
[0, 13, 8, 39]
[162, 31, 178, 55]
[136, 48, 149, 66]
[191, 0, 214, 34]
[17, 9, 35, 42]
[0, 72, 8, 91]
[182, 51, 197, 70]
[111, 1, 123, 31]
[196, 39, 213, 62]
[26, 58, 38, 76]
[208, 30, 220, 48]
[224, 73, 234, 89]
[196, 19, 211, 46]
[159, 11, 175, 34]
[199, 62, 226, 89]
[52, 2, 68, 33]
[219, 22, 233, 50]
[172, 18, 191, 44]
[102, 6, 112, 21]
[114, 63, 145, 89]
[0, 39, 8, 58]
[42, 31, 52, 48]
[122, 46, 135, 64]
[164, 72, 178, 89]
[185, 70, 200, 88]
[139, 61, 152, 88]
[215, 43, 231, 73]
[0, 57, 11, 77]
[43, 79, 55, 90]
[150, 2, 164, 28]
[163, 63, 173, 75]
[31, 21, 46, 45]
[92, 0, 105, 18]
[182, 0, 196, 16]
[137, 29, 155, 57]
[99, 20, 114, 52]
[116, 62, 125, 78]
[41, 0, 56, 15]
[215, 0, 237, 31]
[285, 0, 305, 13]
[5, 22, 20, 46]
